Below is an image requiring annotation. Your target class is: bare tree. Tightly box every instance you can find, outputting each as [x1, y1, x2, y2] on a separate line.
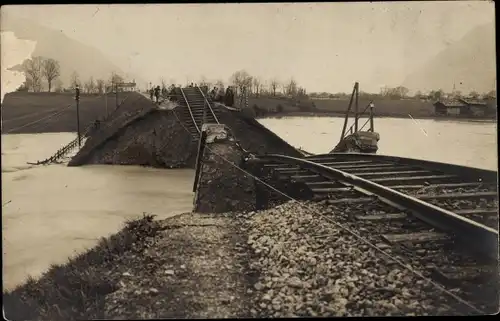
[41, 58, 60, 92]
[429, 89, 444, 101]
[286, 78, 298, 97]
[110, 72, 124, 91]
[281, 83, 288, 96]
[22, 56, 44, 92]
[70, 71, 81, 89]
[396, 86, 409, 98]
[84, 77, 96, 94]
[96, 79, 105, 94]
[485, 89, 496, 98]
[380, 86, 409, 99]
[469, 91, 479, 99]
[230, 70, 253, 95]
[252, 78, 262, 97]
[270, 79, 279, 96]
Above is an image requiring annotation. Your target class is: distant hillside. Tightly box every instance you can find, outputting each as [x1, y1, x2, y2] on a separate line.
[1, 15, 141, 88]
[403, 22, 496, 94]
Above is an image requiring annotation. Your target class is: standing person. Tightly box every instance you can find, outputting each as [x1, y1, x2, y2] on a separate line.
[210, 87, 217, 101]
[224, 86, 232, 107]
[169, 84, 176, 102]
[149, 87, 154, 101]
[217, 86, 225, 103]
[230, 86, 235, 107]
[154, 85, 161, 103]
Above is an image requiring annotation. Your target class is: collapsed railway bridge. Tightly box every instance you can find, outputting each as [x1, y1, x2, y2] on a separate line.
[3, 84, 499, 315]
[67, 87, 302, 167]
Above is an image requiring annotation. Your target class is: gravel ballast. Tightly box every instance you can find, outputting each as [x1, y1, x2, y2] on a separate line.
[5, 201, 493, 319]
[246, 200, 477, 317]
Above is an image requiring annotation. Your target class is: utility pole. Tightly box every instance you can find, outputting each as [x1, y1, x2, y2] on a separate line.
[105, 86, 108, 117]
[75, 84, 81, 148]
[115, 83, 119, 109]
[354, 82, 359, 132]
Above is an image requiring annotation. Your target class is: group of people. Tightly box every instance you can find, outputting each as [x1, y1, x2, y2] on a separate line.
[149, 86, 161, 103]
[148, 83, 235, 107]
[149, 84, 177, 103]
[209, 86, 235, 107]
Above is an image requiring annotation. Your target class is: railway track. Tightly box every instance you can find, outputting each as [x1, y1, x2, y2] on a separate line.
[248, 153, 498, 258]
[245, 153, 499, 312]
[175, 86, 220, 140]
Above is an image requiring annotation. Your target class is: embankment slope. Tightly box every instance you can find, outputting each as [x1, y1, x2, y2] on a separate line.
[69, 101, 302, 168]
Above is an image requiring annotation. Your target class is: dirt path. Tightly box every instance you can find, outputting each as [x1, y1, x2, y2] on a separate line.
[104, 213, 254, 319]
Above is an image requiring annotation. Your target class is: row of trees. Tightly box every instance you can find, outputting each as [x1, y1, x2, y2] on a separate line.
[309, 87, 496, 101]
[191, 71, 496, 102]
[20, 56, 60, 92]
[19, 57, 494, 102]
[18, 56, 127, 94]
[188, 70, 308, 99]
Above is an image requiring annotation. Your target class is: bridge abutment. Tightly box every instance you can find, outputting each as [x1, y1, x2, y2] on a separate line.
[193, 124, 256, 213]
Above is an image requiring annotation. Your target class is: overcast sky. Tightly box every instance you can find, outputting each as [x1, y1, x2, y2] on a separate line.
[2, 2, 495, 93]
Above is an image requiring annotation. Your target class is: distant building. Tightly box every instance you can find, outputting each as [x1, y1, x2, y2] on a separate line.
[117, 81, 137, 92]
[433, 98, 490, 117]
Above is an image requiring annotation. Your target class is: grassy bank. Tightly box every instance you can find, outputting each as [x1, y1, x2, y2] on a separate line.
[256, 111, 498, 122]
[3, 214, 161, 321]
[248, 96, 496, 120]
[1, 92, 145, 134]
[3, 212, 255, 320]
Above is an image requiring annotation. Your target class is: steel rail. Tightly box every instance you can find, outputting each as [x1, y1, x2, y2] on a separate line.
[306, 153, 498, 183]
[179, 87, 200, 133]
[195, 85, 220, 124]
[252, 154, 499, 260]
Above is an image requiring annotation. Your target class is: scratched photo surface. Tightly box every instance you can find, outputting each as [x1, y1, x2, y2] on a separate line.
[1, 2, 497, 320]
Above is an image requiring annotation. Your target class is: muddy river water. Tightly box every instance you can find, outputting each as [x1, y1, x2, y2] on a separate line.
[1, 116, 497, 290]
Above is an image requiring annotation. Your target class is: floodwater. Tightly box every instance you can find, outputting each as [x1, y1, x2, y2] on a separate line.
[1, 116, 497, 290]
[259, 116, 498, 170]
[2, 133, 195, 290]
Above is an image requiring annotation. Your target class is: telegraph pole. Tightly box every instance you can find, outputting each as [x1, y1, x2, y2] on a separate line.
[115, 83, 119, 109]
[75, 84, 81, 148]
[105, 87, 108, 117]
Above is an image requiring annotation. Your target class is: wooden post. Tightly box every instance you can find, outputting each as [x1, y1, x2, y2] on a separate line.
[75, 85, 81, 148]
[105, 89, 108, 117]
[369, 102, 375, 132]
[354, 82, 359, 132]
[115, 83, 119, 109]
[339, 83, 357, 141]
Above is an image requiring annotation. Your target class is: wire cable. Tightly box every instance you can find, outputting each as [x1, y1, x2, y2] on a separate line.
[171, 106, 485, 314]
